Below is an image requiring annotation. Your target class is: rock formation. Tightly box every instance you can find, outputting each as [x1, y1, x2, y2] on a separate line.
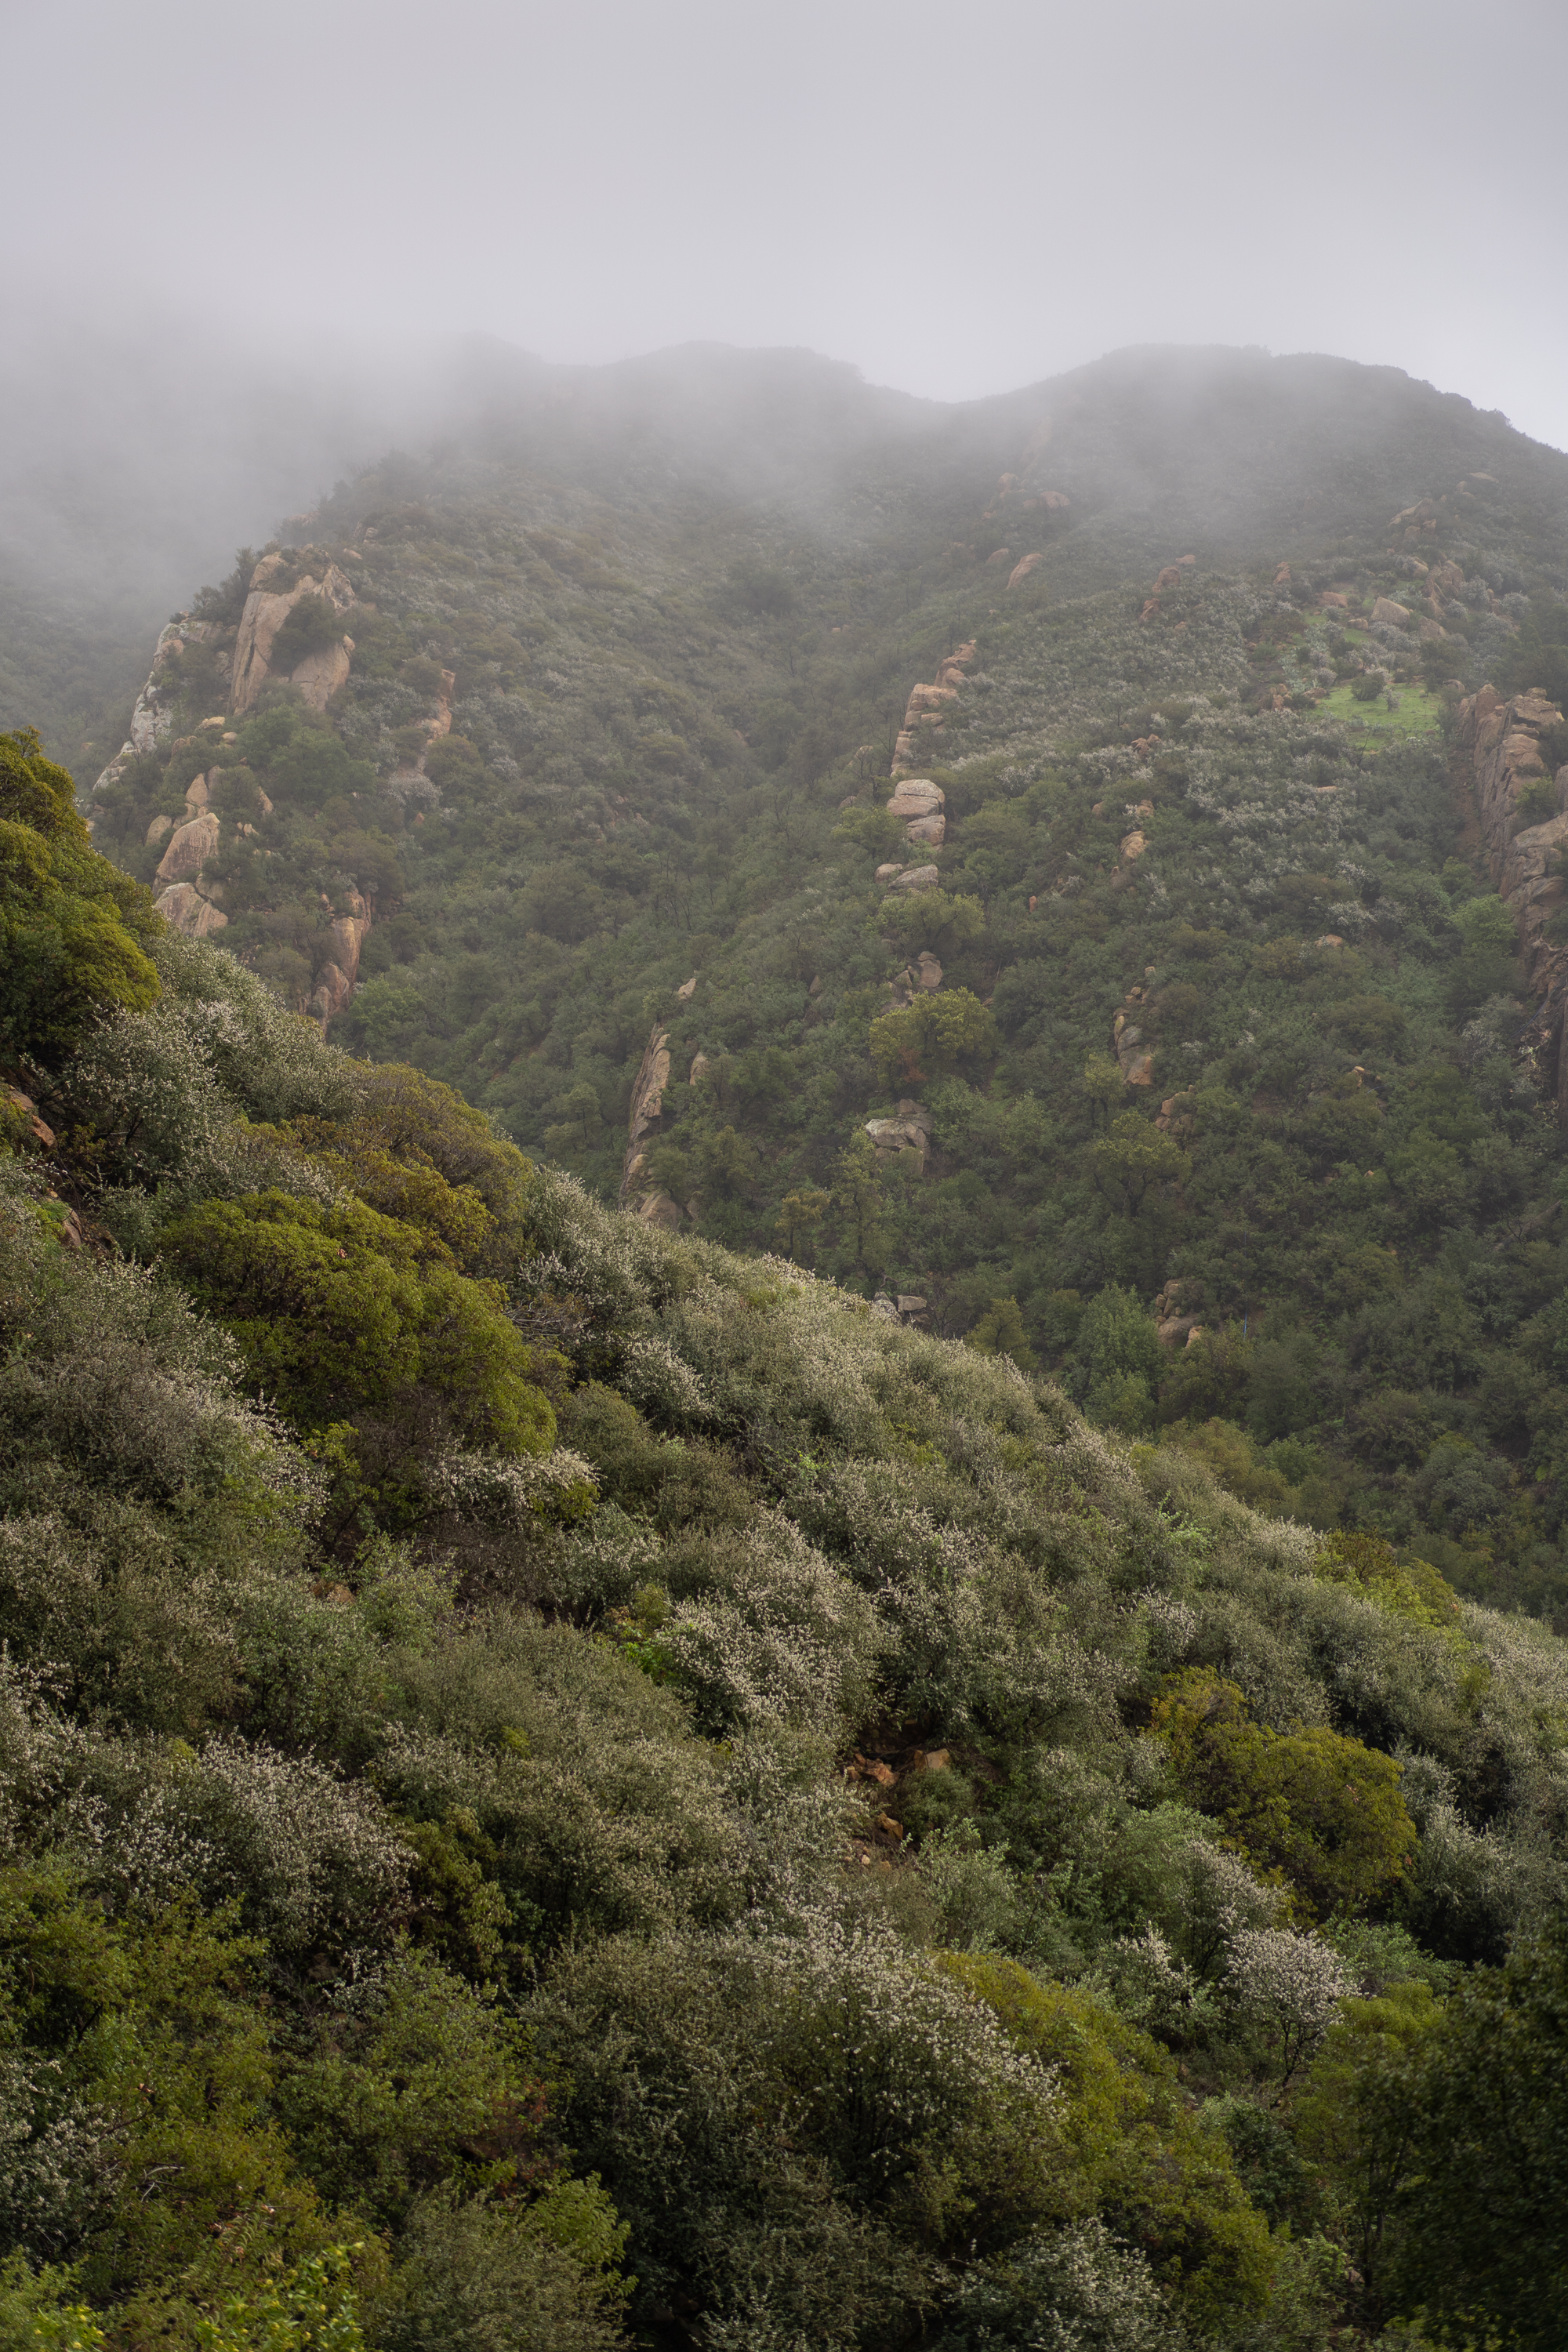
[891, 644, 976, 775]
[1139, 555, 1196, 622]
[1457, 685, 1568, 1115]
[886, 777, 946, 850]
[91, 618, 221, 800]
[230, 552, 358, 716]
[866, 1099, 933, 1170]
[620, 1022, 677, 1215]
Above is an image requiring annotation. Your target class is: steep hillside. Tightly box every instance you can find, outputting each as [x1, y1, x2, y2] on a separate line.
[5, 721, 1568, 2350]
[73, 343, 1568, 1620]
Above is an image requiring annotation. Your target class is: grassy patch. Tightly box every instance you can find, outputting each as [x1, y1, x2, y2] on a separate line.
[1318, 678, 1444, 740]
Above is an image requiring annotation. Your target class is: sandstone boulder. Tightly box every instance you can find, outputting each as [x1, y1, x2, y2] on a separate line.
[675, 974, 698, 1002]
[906, 814, 946, 847]
[154, 883, 227, 938]
[1320, 590, 1348, 609]
[689, 1052, 711, 1084]
[887, 779, 944, 817]
[636, 1189, 683, 1232]
[184, 772, 211, 808]
[1006, 552, 1043, 589]
[875, 862, 906, 883]
[984, 547, 1011, 566]
[145, 814, 172, 845]
[916, 952, 943, 991]
[291, 639, 352, 712]
[887, 864, 940, 893]
[154, 811, 220, 884]
[1371, 597, 1411, 630]
[1120, 829, 1147, 861]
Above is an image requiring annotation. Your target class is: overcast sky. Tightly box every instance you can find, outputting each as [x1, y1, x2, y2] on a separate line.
[6, 0, 1567, 448]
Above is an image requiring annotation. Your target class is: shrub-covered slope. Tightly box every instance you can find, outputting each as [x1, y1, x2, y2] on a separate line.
[5, 723, 1568, 2347]
[77, 343, 1568, 1614]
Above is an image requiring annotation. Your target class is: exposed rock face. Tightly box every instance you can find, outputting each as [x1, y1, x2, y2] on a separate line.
[230, 555, 357, 716]
[1112, 1009, 1155, 1085]
[290, 638, 353, 712]
[866, 1098, 933, 1169]
[1457, 684, 1568, 1115]
[92, 618, 220, 799]
[145, 814, 172, 845]
[887, 863, 941, 893]
[307, 892, 370, 1028]
[1119, 829, 1147, 862]
[892, 644, 976, 775]
[1006, 552, 1043, 589]
[154, 810, 220, 884]
[1371, 596, 1411, 630]
[620, 1022, 677, 1211]
[906, 813, 946, 847]
[154, 882, 229, 938]
[887, 779, 944, 818]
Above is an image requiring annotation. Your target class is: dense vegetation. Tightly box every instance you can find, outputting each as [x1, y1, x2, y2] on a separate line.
[81, 347, 1568, 1618]
[2, 710, 1568, 2348]
[8, 345, 1568, 2346]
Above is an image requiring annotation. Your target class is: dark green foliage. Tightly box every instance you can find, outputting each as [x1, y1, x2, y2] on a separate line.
[0, 731, 158, 1058]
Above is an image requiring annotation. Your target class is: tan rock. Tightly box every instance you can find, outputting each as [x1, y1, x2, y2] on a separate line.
[906, 813, 946, 847]
[675, 975, 698, 1002]
[1319, 590, 1348, 608]
[1417, 617, 1448, 642]
[154, 810, 220, 884]
[1316, 935, 1345, 949]
[1120, 829, 1147, 860]
[875, 862, 906, 882]
[1006, 552, 1044, 589]
[984, 546, 1011, 566]
[145, 814, 173, 845]
[4, 1086, 55, 1147]
[636, 1189, 683, 1231]
[230, 558, 356, 714]
[887, 779, 945, 817]
[887, 864, 940, 892]
[1371, 596, 1411, 630]
[291, 639, 352, 711]
[916, 952, 943, 991]
[689, 1052, 711, 1084]
[154, 882, 228, 938]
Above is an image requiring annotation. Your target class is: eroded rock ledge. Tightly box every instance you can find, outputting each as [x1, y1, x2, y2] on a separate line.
[1457, 684, 1568, 1113]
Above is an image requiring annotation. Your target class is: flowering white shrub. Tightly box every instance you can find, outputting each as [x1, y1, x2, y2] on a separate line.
[1098, 1923, 1215, 2045]
[659, 1513, 880, 1735]
[425, 1447, 597, 1526]
[1223, 1927, 1352, 2092]
[0, 2055, 119, 2262]
[929, 2216, 1184, 2351]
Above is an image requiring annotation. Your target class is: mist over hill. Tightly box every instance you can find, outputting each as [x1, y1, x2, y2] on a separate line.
[6, 335, 1568, 2349]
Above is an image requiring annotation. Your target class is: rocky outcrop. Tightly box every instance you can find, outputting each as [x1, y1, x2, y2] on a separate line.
[1112, 1004, 1155, 1085]
[866, 1099, 932, 1169]
[230, 552, 357, 716]
[887, 777, 946, 850]
[91, 618, 221, 801]
[1006, 552, 1044, 590]
[1457, 685, 1568, 1115]
[1139, 555, 1196, 622]
[154, 809, 220, 884]
[891, 644, 976, 775]
[620, 1022, 674, 1209]
[153, 882, 229, 939]
[291, 638, 354, 713]
[307, 891, 370, 1027]
[884, 863, 942, 894]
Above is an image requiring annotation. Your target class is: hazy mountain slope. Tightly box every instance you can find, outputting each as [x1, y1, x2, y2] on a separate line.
[72, 342, 1568, 1617]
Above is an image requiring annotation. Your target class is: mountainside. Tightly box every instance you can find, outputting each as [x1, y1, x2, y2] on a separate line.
[75, 343, 1568, 1616]
[6, 344, 1568, 2350]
